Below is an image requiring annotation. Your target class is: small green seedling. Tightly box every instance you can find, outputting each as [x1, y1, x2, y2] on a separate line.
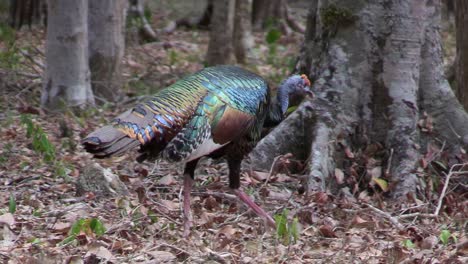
[9, 193, 16, 214]
[58, 218, 106, 246]
[274, 209, 300, 245]
[402, 239, 415, 249]
[439, 230, 457, 245]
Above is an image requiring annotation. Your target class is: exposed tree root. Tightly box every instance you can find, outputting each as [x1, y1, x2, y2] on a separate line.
[251, 0, 468, 200]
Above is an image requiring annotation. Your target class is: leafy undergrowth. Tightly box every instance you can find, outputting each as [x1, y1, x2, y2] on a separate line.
[1, 12, 467, 264]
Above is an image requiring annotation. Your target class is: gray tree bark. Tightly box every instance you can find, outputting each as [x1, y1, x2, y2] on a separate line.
[233, 0, 254, 63]
[42, 0, 94, 110]
[455, 1, 468, 110]
[250, 0, 468, 198]
[127, 0, 157, 45]
[252, 0, 304, 34]
[88, 0, 127, 103]
[205, 0, 236, 66]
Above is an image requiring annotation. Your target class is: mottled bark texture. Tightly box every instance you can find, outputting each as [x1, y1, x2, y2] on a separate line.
[455, 1, 468, 110]
[127, 0, 157, 44]
[250, 0, 468, 197]
[252, 0, 304, 34]
[233, 0, 254, 63]
[88, 0, 127, 102]
[42, 0, 94, 110]
[205, 0, 236, 66]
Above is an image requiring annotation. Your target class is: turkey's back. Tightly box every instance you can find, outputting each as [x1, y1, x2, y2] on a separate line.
[83, 65, 270, 163]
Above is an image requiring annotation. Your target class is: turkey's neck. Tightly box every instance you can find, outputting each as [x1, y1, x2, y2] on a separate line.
[265, 88, 289, 127]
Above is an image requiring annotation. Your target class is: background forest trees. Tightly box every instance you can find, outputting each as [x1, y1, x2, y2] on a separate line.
[0, 0, 467, 262]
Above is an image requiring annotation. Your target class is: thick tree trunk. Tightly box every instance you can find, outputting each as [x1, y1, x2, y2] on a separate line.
[205, 0, 236, 66]
[250, 0, 468, 198]
[233, 0, 254, 63]
[88, 0, 127, 103]
[455, 1, 468, 110]
[41, 0, 94, 110]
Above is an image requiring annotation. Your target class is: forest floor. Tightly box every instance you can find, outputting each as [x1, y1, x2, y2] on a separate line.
[0, 3, 467, 264]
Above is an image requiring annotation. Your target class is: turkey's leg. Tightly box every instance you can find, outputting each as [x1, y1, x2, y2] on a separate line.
[182, 159, 199, 237]
[228, 157, 276, 228]
[233, 189, 276, 228]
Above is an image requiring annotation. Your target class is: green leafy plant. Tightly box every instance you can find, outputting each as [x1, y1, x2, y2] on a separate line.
[0, 142, 13, 165]
[20, 115, 73, 179]
[402, 239, 415, 249]
[21, 114, 56, 163]
[439, 229, 457, 245]
[9, 193, 16, 214]
[265, 27, 282, 65]
[320, 4, 355, 30]
[0, 23, 20, 69]
[58, 218, 106, 246]
[274, 209, 299, 245]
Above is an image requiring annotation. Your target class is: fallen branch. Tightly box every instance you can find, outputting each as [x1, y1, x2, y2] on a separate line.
[396, 162, 468, 220]
[433, 163, 465, 216]
[365, 203, 405, 231]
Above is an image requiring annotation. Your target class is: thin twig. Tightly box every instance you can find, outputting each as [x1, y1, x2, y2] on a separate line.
[150, 242, 191, 256]
[396, 213, 438, 219]
[192, 191, 237, 200]
[434, 162, 468, 216]
[426, 140, 446, 164]
[447, 120, 462, 139]
[395, 162, 468, 220]
[262, 155, 283, 189]
[365, 203, 405, 230]
[18, 49, 45, 70]
[385, 148, 394, 176]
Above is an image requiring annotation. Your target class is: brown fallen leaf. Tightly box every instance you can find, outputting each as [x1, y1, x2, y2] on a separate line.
[218, 225, 236, 239]
[158, 175, 176, 185]
[344, 147, 355, 159]
[313, 192, 329, 204]
[318, 225, 337, 238]
[251, 171, 269, 181]
[273, 173, 294, 182]
[335, 168, 345, 184]
[420, 235, 438, 250]
[159, 199, 179, 211]
[86, 243, 113, 261]
[0, 213, 15, 226]
[203, 196, 219, 211]
[147, 251, 176, 262]
[267, 189, 291, 200]
[52, 221, 71, 233]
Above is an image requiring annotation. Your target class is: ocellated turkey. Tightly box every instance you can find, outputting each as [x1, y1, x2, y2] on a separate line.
[82, 65, 312, 236]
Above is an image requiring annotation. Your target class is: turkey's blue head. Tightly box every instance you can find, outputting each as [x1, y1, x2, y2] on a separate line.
[278, 74, 313, 114]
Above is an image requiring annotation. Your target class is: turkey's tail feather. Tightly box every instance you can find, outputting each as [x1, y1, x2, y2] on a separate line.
[82, 125, 140, 158]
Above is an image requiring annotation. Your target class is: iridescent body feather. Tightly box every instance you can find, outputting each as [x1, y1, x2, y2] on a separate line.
[83, 65, 269, 163]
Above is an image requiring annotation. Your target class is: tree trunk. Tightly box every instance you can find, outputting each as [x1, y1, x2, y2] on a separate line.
[8, 0, 47, 29]
[88, 0, 127, 103]
[252, 0, 304, 34]
[42, 0, 94, 110]
[205, 0, 236, 66]
[127, 0, 157, 45]
[455, 1, 468, 110]
[250, 0, 468, 198]
[233, 0, 254, 63]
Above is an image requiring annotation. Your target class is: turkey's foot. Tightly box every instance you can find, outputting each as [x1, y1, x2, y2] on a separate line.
[233, 189, 276, 228]
[183, 173, 194, 237]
